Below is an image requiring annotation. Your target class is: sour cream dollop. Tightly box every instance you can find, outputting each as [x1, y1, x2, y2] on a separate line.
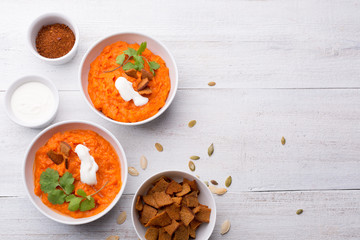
[10, 81, 55, 124]
[75, 144, 99, 185]
[114, 77, 148, 106]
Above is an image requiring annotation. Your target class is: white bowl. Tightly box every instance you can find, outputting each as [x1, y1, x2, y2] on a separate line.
[131, 170, 216, 239]
[23, 120, 128, 225]
[27, 12, 79, 65]
[79, 32, 178, 126]
[4, 75, 59, 128]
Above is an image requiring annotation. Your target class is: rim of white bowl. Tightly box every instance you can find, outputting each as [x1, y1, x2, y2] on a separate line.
[78, 32, 179, 126]
[22, 120, 128, 225]
[4, 75, 59, 128]
[131, 170, 217, 239]
[27, 12, 79, 63]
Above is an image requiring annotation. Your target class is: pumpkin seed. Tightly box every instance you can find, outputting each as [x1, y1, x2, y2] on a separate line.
[204, 181, 209, 187]
[155, 143, 163, 152]
[208, 143, 214, 156]
[220, 220, 231, 235]
[140, 155, 148, 170]
[209, 185, 217, 193]
[281, 136, 286, 145]
[117, 211, 127, 225]
[106, 236, 119, 240]
[296, 209, 303, 215]
[216, 187, 227, 195]
[225, 176, 232, 187]
[188, 120, 197, 128]
[128, 167, 139, 176]
[208, 81, 216, 86]
[190, 155, 200, 160]
[210, 180, 218, 185]
[189, 161, 195, 171]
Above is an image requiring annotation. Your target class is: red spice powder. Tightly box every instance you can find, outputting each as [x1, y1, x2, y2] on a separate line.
[36, 23, 75, 58]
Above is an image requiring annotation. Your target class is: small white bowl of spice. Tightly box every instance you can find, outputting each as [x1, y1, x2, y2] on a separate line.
[4, 75, 59, 128]
[27, 13, 79, 65]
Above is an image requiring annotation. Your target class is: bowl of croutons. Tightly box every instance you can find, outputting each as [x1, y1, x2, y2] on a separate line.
[131, 170, 216, 240]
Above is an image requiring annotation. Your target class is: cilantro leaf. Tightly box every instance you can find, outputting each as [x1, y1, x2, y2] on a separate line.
[149, 61, 160, 70]
[137, 42, 147, 55]
[116, 54, 125, 65]
[59, 172, 75, 195]
[77, 189, 88, 198]
[47, 189, 66, 204]
[133, 55, 144, 64]
[122, 62, 137, 71]
[123, 48, 137, 57]
[66, 195, 83, 212]
[40, 168, 59, 193]
[80, 197, 95, 211]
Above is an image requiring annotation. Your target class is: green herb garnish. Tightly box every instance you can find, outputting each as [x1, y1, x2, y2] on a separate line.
[104, 41, 160, 74]
[39, 168, 108, 212]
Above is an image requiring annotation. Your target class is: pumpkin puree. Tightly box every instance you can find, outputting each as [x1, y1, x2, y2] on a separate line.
[33, 130, 122, 218]
[88, 41, 171, 123]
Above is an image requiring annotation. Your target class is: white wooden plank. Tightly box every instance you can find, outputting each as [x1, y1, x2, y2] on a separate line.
[0, 0, 360, 90]
[0, 191, 359, 239]
[1, 89, 359, 196]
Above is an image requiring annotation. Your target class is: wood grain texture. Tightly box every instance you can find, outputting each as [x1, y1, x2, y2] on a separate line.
[1, 0, 360, 239]
[1, 191, 360, 240]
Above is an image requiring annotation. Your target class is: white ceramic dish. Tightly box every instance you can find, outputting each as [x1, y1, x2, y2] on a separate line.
[131, 170, 216, 239]
[23, 120, 128, 225]
[79, 32, 178, 126]
[4, 75, 59, 128]
[27, 12, 79, 65]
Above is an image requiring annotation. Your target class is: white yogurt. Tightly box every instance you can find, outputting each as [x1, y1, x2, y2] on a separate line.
[114, 77, 148, 106]
[75, 144, 99, 185]
[10, 82, 55, 124]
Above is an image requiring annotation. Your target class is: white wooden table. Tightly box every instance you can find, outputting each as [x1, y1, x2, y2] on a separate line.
[1, 0, 360, 239]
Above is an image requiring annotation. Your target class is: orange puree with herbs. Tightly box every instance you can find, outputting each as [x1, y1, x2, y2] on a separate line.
[88, 41, 171, 123]
[33, 130, 122, 218]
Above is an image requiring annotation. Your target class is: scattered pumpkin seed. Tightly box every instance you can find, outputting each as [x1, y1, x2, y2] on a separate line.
[225, 176, 232, 187]
[188, 120, 197, 128]
[128, 167, 139, 176]
[210, 180, 218, 185]
[190, 155, 200, 160]
[117, 211, 127, 225]
[204, 181, 209, 187]
[296, 209, 303, 215]
[220, 220, 231, 235]
[209, 185, 227, 195]
[208, 81, 216, 86]
[106, 236, 119, 240]
[208, 143, 214, 156]
[140, 155, 148, 170]
[189, 161, 195, 171]
[155, 143, 163, 152]
[281, 136, 286, 145]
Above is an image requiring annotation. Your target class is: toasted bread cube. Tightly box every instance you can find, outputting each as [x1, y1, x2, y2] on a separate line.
[173, 224, 189, 240]
[183, 191, 199, 208]
[143, 194, 159, 209]
[180, 206, 195, 226]
[176, 183, 191, 197]
[148, 178, 170, 195]
[135, 195, 143, 211]
[159, 228, 172, 240]
[166, 180, 183, 195]
[140, 204, 157, 226]
[171, 197, 182, 205]
[188, 225, 196, 239]
[165, 203, 181, 221]
[153, 191, 173, 208]
[183, 178, 198, 192]
[190, 219, 202, 230]
[195, 206, 211, 223]
[145, 227, 159, 240]
[145, 211, 172, 227]
[163, 219, 180, 236]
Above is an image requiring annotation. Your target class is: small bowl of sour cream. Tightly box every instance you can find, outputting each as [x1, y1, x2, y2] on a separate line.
[4, 75, 59, 128]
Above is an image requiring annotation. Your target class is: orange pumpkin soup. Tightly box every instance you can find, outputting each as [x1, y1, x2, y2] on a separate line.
[88, 41, 171, 123]
[33, 130, 122, 218]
